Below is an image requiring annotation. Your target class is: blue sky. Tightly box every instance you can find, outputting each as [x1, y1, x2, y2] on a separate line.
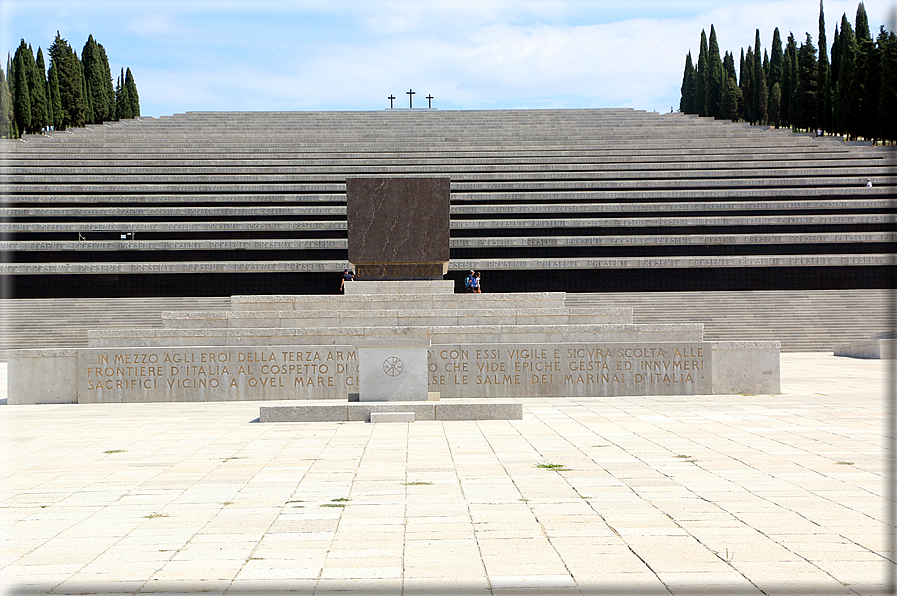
[2, 0, 894, 117]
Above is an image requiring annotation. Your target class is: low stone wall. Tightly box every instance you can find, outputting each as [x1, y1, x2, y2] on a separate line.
[7, 340, 779, 404]
[834, 339, 896, 359]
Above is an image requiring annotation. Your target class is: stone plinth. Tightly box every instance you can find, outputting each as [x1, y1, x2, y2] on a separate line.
[6, 340, 779, 404]
[346, 177, 450, 280]
[342, 280, 455, 295]
[259, 401, 523, 422]
[356, 336, 430, 401]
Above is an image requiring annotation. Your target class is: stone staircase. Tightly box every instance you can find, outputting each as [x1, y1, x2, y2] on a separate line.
[0, 296, 230, 360]
[1, 289, 890, 358]
[2, 109, 894, 297]
[566, 288, 893, 352]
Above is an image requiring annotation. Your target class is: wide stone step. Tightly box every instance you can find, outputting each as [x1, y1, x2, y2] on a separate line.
[161, 306, 633, 328]
[87, 322, 704, 348]
[231, 292, 568, 311]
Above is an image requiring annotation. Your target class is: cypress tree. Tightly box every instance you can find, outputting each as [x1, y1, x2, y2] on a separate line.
[0, 66, 13, 138]
[722, 76, 742, 121]
[855, 2, 870, 42]
[878, 29, 897, 142]
[49, 32, 86, 129]
[770, 81, 782, 127]
[27, 44, 48, 133]
[769, 28, 784, 94]
[817, 0, 831, 132]
[695, 30, 708, 116]
[115, 68, 132, 120]
[124, 68, 139, 117]
[706, 25, 724, 118]
[795, 33, 818, 130]
[12, 42, 31, 135]
[753, 30, 764, 123]
[757, 70, 769, 124]
[786, 33, 799, 126]
[835, 15, 856, 135]
[81, 36, 104, 123]
[36, 48, 53, 131]
[47, 63, 62, 130]
[97, 42, 115, 121]
[723, 52, 737, 83]
[6, 54, 14, 100]
[81, 35, 116, 123]
[81, 65, 94, 125]
[741, 47, 754, 122]
[831, 23, 841, 87]
[860, 27, 883, 140]
[852, 5, 876, 140]
[680, 52, 695, 113]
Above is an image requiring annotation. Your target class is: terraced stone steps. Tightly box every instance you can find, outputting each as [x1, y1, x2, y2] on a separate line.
[0, 297, 230, 360]
[566, 289, 892, 352]
[2, 290, 888, 358]
[3, 108, 893, 296]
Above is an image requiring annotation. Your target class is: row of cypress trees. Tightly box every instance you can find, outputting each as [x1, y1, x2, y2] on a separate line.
[0, 32, 139, 138]
[679, 1, 896, 143]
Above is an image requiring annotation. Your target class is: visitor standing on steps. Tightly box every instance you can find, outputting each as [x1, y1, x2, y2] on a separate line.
[340, 268, 354, 292]
[472, 272, 482, 293]
[465, 270, 476, 293]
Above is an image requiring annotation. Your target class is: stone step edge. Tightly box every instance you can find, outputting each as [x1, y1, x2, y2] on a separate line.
[259, 401, 523, 422]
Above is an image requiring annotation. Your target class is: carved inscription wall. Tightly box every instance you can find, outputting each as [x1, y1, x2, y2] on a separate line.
[78, 347, 358, 403]
[426, 343, 711, 397]
[75, 342, 712, 403]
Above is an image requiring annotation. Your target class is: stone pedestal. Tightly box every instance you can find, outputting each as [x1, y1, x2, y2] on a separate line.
[356, 338, 430, 401]
[346, 177, 450, 280]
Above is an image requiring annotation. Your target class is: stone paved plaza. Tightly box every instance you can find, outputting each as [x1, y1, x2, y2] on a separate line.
[1, 354, 894, 595]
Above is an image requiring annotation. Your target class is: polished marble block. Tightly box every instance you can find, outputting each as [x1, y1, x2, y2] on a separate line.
[347, 177, 450, 279]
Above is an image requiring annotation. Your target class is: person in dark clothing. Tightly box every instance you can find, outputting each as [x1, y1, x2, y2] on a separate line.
[340, 269, 354, 292]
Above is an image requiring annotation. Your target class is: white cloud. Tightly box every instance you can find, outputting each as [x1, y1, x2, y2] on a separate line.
[6, 0, 894, 116]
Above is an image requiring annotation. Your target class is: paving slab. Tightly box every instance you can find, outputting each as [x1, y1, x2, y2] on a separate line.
[0, 353, 893, 595]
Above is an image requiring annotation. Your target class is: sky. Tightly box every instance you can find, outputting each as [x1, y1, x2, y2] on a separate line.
[1, 0, 895, 118]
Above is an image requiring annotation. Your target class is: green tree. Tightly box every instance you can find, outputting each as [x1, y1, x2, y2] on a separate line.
[81, 35, 115, 123]
[97, 42, 115, 121]
[81, 35, 104, 123]
[81, 65, 94, 124]
[695, 30, 708, 116]
[12, 42, 32, 135]
[722, 75, 743, 121]
[769, 81, 782, 126]
[851, 4, 877, 140]
[783, 32, 798, 126]
[36, 48, 53, 130]
[0, 66, 13, 138]
[680, 51, 695, 113]
[816, 1, 831, 132]
[723, 51, 737, 82]
[878, 28, 897, 142]
[124, 68, 139, 117]
[115, 68, 132, 119]
[48, 32, 86, 129]
[834, 15, 856, 135]
[768, 28, 784, 96]
[753, 30, 764, 122]
[795, 33, 818, 130]
[740, 47, 754, 122]
[47, 62, 62, 130]
[706, 25, 724, 118]
[855, 2, 870, 41]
